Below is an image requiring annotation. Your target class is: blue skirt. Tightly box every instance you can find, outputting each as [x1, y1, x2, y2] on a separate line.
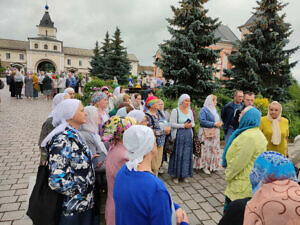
[168, 128, 193, 178]
[59, 208, 100, 225]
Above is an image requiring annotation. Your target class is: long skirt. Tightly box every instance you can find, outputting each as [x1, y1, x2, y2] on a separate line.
[194, 128, 222, 171]
[58, 208, 99, 225]
[15, 82, 23, 97]
[168, 128, 193, 178]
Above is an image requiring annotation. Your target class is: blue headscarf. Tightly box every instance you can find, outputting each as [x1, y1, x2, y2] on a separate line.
[249, 151, 297, 195]
[222, 107, 261, 167]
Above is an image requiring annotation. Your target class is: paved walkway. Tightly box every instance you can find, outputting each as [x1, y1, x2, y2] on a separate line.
[0, 79, 226, 225]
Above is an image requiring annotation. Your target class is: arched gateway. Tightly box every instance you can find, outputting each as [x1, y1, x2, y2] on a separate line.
[36, 60, 56, 72]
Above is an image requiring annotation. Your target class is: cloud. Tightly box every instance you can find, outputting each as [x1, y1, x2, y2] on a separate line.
[0, 0, 299, 82]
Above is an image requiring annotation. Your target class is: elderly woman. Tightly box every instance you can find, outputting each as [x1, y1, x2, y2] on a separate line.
[102, 116, 136, 225]
[222, 106, 267, 212]
[109, 93, 130, 117]
[32, 73, 39, 99]
[194, 95, 223, 174]
[24, 73, 34, 100]
[168, 94, 194, 184]
[145, 96, 171, 176]
[114, 125, 189, 225]
[260, 101, 289, 156]
[41, 99, 99, 225]
[219, 151, 298, 225]
[38, 93, 70, 164]
[131, 93, 143, 110]
[91, 92, 109, 136]
[244, 151, 299, 225]
[64, 87, 75, 99]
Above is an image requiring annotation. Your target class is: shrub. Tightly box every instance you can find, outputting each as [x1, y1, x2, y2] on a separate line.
[254, 95, 269, 116]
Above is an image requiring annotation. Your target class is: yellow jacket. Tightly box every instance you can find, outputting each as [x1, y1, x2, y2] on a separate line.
[259, 116, 289, 156]
[225, 127, 267, 201]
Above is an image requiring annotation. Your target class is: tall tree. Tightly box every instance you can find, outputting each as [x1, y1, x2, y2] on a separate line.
[223, 0, 299, 101]
[89, 41, 104, 76]
[156, 0, 220, 101]
[105, 27, 131, 84]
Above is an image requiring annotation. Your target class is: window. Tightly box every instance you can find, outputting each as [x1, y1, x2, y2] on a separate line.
[19, 54, 24, 60]
[67, 59, 71, 65]
[53, 45, 57, 51]
[6, 53, 10, 59]
[44, 44, 48, 50]
[79, 60, 82, 66]
[34, 43, 38, 49]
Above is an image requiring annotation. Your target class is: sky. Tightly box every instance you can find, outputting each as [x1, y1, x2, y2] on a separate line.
[0, 0, 299, 82]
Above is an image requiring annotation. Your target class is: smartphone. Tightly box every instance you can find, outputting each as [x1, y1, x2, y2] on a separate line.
[185, 119, 191, 123]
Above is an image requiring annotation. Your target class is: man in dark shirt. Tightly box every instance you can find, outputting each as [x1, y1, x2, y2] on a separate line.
[232, 92, 255, 130]
[221, 90, 244, 145]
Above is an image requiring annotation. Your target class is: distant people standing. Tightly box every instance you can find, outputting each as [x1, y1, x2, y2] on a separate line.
[38, 72, 44, 94]
[74, 75, 80, 93]
[42, 73, 52, 100]
[128, 76, 133, 88]
[24, 73, 34, 100]
[9, 71, 16, 97]
[66, 73, 76, 89]
[32, 73, 39, 99]
[221, 90, 244, 145]
[232, 92, 255, 130]
[58, 73, 66, 93]
[14, 69, 24, 99]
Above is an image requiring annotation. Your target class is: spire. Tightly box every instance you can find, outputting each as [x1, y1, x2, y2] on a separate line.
[38, 3, 54, 28]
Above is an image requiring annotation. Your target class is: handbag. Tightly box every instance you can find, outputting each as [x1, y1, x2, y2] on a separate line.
[203, 128, 216, 138]
[192, 127, 203, 158]
[164, 135, 175, 154]
[27, 165, 64, 225]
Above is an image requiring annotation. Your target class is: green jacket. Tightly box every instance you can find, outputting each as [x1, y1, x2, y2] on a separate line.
[225, 127, 267, 201]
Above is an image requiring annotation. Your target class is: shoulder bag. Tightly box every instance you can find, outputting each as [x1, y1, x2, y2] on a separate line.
[203, 128, 216, 138]
[193, 127, 203, 158]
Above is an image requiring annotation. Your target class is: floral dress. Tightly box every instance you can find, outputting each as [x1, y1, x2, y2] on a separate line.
[47, 127, 95, 216]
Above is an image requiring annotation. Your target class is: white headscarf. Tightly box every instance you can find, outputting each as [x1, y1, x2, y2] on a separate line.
[116, 107, 128, 117]
[113, 86, 121, 96]
[128, 110, 145, 123]
[64, 87, 75, 94]
[267, 101, 282, 145]
[204, 95, 220, 122]
[124, 125, 155, 171]
[81, 106, 108, 155]
[48, 93, 69, 118]
[41, 99, 80, 147]
[178, 94, 190, 107]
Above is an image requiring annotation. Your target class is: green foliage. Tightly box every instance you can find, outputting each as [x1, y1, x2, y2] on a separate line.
[0, 60, 5, 76]
[81, 78, 114, 106]
[223, 0, 299, 102]
[90, 28, 131, 84]
[156, 0, 220, 103]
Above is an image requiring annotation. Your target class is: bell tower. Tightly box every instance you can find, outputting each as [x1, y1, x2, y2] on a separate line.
[37, 4, 57, 38]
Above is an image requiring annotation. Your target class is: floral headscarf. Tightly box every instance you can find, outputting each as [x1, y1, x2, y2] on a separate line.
[91, 91, 107, 105]
[102, 116, 137, 150]
[249, 151, 297, 195]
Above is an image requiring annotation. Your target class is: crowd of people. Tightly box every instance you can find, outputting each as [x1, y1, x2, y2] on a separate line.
[17, 77, 299, 225]
[4, 68, 89, 100]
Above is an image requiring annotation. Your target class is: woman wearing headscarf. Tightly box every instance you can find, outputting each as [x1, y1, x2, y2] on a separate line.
[38, 93, 70, 164]
[222, 106, 267, 212]
[41, 99, 99, 225]
[24, 73, 34, 100]
[101, 86, 114, 112]
[260, 101, 289, 156]
[131, 93, 143, 110]
[168, 94, 194, 184]
[9, 71, 16, 97]
[128, 110, 148, 126]
[244, 151, 299, 225]
[64, 87, 75, 99]
[102, 116, 136, 225]
[194, 95, 223, 174]
[109, 93, 130, 117]
[114, 125, 189, 225]
[79, 106, 107, 214]
[145, 96, 171, 176]
[91, 91, 109, 136]
[42, 73, 53, 100]
[219, 151, 298, 225]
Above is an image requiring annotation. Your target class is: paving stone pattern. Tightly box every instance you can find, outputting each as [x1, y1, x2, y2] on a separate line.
[0, 80, 226, 225]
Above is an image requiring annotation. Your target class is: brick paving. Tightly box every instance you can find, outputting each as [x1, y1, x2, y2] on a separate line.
[0, 79, 226, 225]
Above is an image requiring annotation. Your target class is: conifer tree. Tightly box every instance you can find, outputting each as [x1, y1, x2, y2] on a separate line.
[105, 27, 131, 84]
[223, 0, 299, 101]
[89, 41, 104, 76]
[156, 0, 220, 101]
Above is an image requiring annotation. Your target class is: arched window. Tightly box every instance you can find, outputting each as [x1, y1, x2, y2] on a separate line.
[44, 44, 48, 50]
[53, 45, 57, 51]
[34, 43, 38, 49]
